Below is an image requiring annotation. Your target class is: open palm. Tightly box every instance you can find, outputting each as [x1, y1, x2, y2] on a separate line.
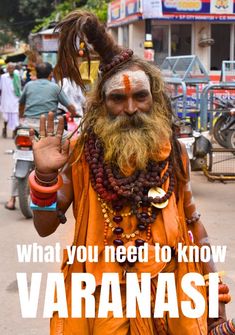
[29, 112, 70, 174]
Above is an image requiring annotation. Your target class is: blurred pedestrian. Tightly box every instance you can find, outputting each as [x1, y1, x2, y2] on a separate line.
[58, 77, 85, 130]
[58, 77, 85, 116]
[0, 63, 21, 138]
[5, 62, 76, 211]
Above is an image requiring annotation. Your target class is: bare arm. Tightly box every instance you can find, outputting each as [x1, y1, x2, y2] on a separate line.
[19, 103, 25, 118]
[183, 155, 227, 329]
[67, 104, 77, 117]
[33, 162, 73, 237]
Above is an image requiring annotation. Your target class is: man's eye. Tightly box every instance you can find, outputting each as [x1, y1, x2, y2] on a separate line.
[136, 93, 148, 100]
[111, 95, 124, 102]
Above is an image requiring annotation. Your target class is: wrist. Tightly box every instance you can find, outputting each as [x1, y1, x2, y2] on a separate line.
[35, 169, 58, 186]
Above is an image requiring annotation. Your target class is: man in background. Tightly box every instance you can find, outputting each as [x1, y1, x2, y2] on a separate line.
[19, 62, 77, 126]
[5, 62, 76, 210]
[0, 63, 21, 138]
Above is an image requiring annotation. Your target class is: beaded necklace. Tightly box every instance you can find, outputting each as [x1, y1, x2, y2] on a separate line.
[84, 131, 175, 262]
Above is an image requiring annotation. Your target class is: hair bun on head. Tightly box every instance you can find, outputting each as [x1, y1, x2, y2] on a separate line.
[54, 10, 133, 88]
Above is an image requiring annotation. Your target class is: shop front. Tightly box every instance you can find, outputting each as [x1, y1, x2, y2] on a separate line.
[108, 0, 235, 77]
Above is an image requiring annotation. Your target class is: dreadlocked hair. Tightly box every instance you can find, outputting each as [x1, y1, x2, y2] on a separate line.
[54, 10, 122, 88]
[72, 56, 187, 185]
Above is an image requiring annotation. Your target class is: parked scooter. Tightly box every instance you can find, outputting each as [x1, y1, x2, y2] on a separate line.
[174, 118, 211, 171]
[213, 96, 235, 148]
[13, 127, 36, 218]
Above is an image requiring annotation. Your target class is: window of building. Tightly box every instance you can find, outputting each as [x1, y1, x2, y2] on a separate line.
[211, 24, 230, 71]
[152, 25, 169, 66]
[151, 22, 192, 65]
[171, 24, 192, 56]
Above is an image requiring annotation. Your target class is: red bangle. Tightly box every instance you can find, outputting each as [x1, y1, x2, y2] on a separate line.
[30, 191, 57, 207]
[31, 188, 56, 199]
[29, 170, 63, 194]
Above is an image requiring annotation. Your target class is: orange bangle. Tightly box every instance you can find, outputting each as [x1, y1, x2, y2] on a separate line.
[219, 283, 229, 294]
[29, 170, 63, 194]
[219, 293, 231, 304]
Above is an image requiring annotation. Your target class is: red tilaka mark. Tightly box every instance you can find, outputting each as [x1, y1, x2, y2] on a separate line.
[123, 74, 131, 94]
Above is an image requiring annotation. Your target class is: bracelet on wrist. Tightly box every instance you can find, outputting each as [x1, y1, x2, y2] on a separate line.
[186, 212, 201, 225]
[29, 170, 63, 194]
[204, 272, 232, 304]
[35, 169, 58, 186]
[30, 191, 57, 207]
[209, 319, 235, 335]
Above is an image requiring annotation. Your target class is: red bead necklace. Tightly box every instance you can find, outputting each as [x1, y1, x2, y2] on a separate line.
[84, 131, 175, 263]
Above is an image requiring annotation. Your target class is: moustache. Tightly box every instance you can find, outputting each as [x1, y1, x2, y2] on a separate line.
[108, 112, 152, 130]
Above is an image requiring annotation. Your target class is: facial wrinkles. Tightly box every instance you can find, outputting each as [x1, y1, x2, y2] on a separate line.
[104, 70, 151, 96]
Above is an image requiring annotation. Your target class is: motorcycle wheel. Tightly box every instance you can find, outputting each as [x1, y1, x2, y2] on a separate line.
[226, 130, 235, 149]
[213, 115, 230, 148]
[18, 176, 32, 219]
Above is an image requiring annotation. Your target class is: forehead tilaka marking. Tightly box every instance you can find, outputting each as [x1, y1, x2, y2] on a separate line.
[104, 70, 151, 96]
[123, 74, 131, 94]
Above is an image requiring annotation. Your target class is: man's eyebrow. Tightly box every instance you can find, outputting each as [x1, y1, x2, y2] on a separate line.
[109, 92, 126, 97]
[133, 89, 150, 95]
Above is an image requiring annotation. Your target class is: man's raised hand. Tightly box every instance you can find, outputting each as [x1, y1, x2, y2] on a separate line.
[29, 112, 70, 174]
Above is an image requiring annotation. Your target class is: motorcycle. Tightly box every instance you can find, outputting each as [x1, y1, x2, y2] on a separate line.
[174, 118, 212, 171]
[212, 96, 235, 148]
[228, 128, 235, 149]
[13, 127, 35, 219]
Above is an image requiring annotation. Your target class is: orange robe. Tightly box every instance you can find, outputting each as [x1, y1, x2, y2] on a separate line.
[51, 145, 207, 335]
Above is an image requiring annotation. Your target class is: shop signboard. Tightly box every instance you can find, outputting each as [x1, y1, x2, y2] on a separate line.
[142, 0, 163, 18]
[210, 0, 234, 14]
[125, 0, 141, 17]
[108, 0, 235, 23]
[108, 0, 124, 23]
[108, 0, 141, 26]
[161, 0, 235, 20]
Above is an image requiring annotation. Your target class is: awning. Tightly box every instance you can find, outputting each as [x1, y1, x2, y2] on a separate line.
[3, 51, 26, 63]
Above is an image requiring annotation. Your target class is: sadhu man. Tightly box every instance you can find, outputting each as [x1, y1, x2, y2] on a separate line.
[29, 11, 233, 335]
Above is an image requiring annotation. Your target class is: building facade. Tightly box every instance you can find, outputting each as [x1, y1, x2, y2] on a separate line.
[108, 0, 235, 75]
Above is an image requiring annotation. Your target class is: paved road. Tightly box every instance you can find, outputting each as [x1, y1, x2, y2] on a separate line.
[0, 134, 234, 335]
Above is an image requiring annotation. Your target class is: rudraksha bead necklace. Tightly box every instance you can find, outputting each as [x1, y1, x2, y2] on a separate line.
[84, 131, 175, 261]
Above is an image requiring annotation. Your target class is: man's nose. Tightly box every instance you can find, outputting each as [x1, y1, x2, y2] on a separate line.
[125, 98, 137, 115]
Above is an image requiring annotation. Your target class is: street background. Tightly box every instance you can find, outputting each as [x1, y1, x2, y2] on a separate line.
[0, 128, 234, 335]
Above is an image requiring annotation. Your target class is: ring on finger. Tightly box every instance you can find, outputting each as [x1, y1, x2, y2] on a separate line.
[47, 132, 55, 136]
[40, 135, 46, 138]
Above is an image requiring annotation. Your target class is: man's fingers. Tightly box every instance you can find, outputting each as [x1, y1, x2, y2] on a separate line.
[29, 128, 35, 144]
[56, 116, 64, 138]
[47, 111, 55, 135]
[40, 115, 46, 137]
